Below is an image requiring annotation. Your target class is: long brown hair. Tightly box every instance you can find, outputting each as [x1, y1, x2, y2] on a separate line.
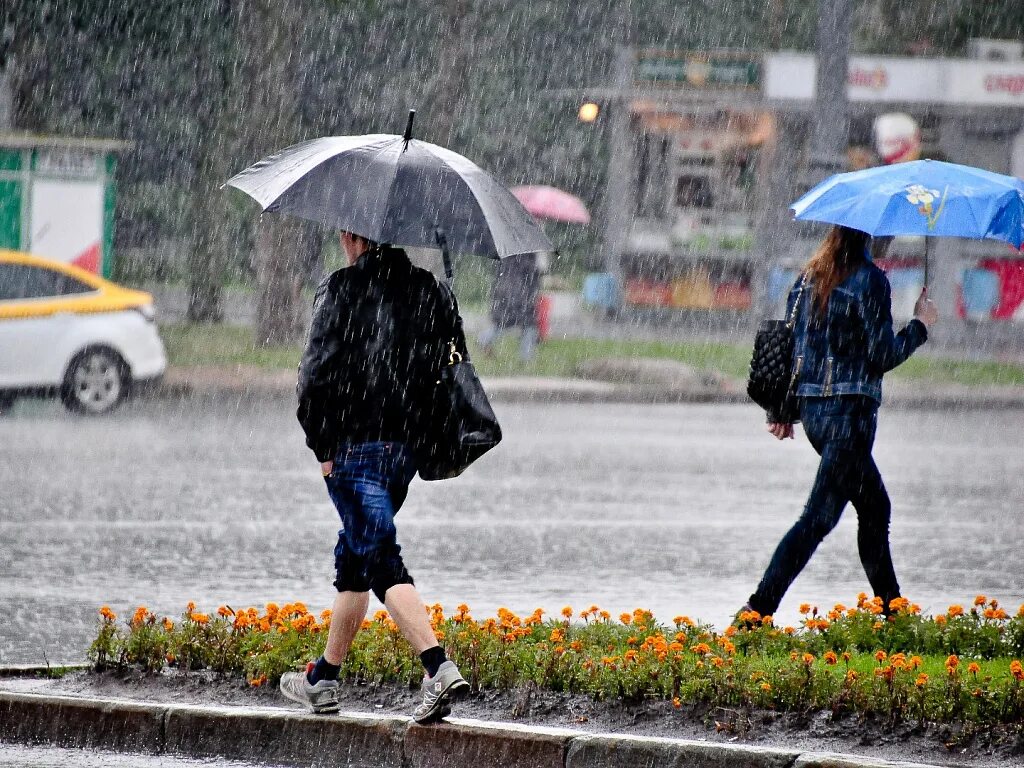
[805, 225, 869, 317]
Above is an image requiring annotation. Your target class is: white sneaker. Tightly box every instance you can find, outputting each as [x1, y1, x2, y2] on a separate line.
[280, 665, 340, 714]
[412, 660, 469, 724]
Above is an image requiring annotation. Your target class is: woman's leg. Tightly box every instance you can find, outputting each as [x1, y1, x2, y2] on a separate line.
[748, 441, 850, 616]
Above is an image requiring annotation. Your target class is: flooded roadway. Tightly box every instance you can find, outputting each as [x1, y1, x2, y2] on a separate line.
[2, 397, 1022, 665]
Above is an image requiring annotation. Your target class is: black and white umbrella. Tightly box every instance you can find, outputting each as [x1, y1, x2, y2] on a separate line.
[224, 111, 552, 272]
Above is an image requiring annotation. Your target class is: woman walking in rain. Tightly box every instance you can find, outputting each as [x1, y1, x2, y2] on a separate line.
[741, 225, 937, 620]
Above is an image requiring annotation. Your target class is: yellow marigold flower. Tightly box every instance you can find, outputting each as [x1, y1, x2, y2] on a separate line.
[619, 613, 631, 625]
[601, 655, 619, 667]
[790, 651, 799, 661]
[846, 670, 858, 682]
[550, 628, 565, 643]
[672, 697, 682, 708]
[799, 603, 811, 614]
[968, 662, 981, 675]
[561, 606, 573, 619]
[872, 621, 883, 631]
[99, 606, 117, 622]
[695, 661, 705, 670]
[823, 651, 838, 665]
[915, 673, 929, 688]
[760, 682, 772, 692]
[974, 595, 987, 607]
[874, 650, 887, 663]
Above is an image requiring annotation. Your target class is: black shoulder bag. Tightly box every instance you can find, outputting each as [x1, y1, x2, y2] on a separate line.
[416, 276, 502, 481]
[746, 274, 807, 421]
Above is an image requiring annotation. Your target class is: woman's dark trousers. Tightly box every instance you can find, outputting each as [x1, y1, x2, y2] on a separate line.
[749, 396, 900, 617]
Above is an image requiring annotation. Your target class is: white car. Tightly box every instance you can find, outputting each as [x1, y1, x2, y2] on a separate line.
[0, 250, 167, 414]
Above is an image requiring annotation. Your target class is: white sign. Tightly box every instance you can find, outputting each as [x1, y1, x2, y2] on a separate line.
[34, 150, 100, 179]
[763, 53, 1024, 107]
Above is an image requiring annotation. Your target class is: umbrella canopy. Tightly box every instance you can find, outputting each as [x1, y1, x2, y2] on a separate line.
[790, 159, 1024, 248]
[510, 185, 591, 224]
[224, 118, 552, 260]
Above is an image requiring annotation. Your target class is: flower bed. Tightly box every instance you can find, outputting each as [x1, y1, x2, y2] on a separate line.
[89, 595, 1024, 726]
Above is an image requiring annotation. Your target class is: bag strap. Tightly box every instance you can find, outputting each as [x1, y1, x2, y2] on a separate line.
[787, 272, 808, 330]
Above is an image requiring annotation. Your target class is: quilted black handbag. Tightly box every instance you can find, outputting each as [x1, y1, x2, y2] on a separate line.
[747, 274, 807, 420]
[416, 285, 502, 481]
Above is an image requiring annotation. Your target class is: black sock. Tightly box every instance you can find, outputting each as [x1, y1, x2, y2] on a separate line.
[308, 656, 341, 685]
[420, 646, 447, 678]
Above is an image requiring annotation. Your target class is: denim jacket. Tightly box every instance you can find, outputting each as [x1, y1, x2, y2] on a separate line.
[782, 262, 927, 408]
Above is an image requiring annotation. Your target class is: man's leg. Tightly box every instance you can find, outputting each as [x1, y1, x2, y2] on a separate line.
[384, 583, 440, 653]
[322, 591, 370, 664]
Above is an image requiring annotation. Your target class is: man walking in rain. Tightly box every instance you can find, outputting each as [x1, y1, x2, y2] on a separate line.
[281, 230, 470, 723]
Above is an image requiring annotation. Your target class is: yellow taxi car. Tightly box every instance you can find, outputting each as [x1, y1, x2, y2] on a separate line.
[0, 250, 166, 414]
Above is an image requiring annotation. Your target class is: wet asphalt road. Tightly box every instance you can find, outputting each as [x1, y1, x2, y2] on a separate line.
[1, 396, 1022, 665]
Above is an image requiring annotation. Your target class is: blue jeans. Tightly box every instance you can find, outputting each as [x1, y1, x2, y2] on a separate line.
[749, 396, 900, 616]
[324, 441, 417, 601]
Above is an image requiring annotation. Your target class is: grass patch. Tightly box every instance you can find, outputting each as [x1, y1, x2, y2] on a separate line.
[90, 596, 1024, 726]
[158, 322, 1024, 388]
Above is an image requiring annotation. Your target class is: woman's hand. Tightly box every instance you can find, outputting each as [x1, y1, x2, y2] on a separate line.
[914, 288, 938, 327]
[767, 422, 795, 440]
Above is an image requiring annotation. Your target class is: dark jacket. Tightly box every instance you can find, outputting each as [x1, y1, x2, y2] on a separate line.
[784, 260, 927, 406]
[490, 253, 540, 329]
[296, 246, 467, 462]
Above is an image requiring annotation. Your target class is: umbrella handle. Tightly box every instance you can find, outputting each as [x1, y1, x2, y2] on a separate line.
[923, 237, 929, 290]
[435, 228, 453, 282]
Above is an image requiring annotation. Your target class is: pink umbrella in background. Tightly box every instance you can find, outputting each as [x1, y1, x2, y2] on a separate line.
[510, 185, 591, 224]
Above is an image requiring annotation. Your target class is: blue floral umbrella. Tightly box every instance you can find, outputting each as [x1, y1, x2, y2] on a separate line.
[790, 159, 1024, 284]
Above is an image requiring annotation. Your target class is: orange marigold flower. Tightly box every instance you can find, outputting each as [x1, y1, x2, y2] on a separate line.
[967, 662, 981, 675]
[723, 625, 737, 638]
[691, 643, 711, 655]
[784, 626, 795, 635]
[550, 628, 565, 643]
[711, 656, 725, 668]
[561, 606, 573, 619]
[802, 653, 815, 665]
[874, 650, 887, 663]
[217, 605, 233, 618]
[872, 621, 883, 631]
[249, 675, 267, 687]
[823, 651, 838, 665]
[624, 650, 638, 662]
[1017, 605, 1024, 619]
[760, 682, 772, 692]
[163, 617, 174, 632]
[888, 597, 909, 613]
[842, 652, 851, 662]
[191, 613, 210, 625]
[99, 606, 117, 622]
[799, 603, 811, 614]
[935, 614, 947, 626]
[186, 601, 196, 613]
[166, 653, 176, 664]
[1009, 660, 1023, 681]
[599, 610, 611, 621]
[947, 604, 964, 617]
[619, 613, 631, 625]
[672, 697, 682, 708]
[946, 655, 960, 675]
[915, 673, 929, 688]
[974, 595, 987, 607]
[846, 670, 858, 682]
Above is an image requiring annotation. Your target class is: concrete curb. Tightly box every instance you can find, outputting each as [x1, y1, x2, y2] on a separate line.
[149, 368, 1024, 410]
[0, 690, 963, 768]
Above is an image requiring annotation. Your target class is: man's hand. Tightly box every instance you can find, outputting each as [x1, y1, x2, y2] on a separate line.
[320, 460, 333, 477]
[767, 422, 795, 440]
[913, 288, 938, 328]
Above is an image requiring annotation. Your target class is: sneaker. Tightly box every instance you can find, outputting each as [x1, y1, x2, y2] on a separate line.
[280, 663, 340, 714]
[412, 660, 470, 724]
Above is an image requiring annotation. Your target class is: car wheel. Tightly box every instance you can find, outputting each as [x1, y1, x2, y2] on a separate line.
[61, 348, 129, 415]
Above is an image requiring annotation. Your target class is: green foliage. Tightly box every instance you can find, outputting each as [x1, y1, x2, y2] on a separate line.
[89, 596, 1024, 726]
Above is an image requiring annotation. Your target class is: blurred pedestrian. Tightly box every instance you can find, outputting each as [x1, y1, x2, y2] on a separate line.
[740, 225, 938, 620]
[479, 253, 541, 361]
[283, 231, 470, 723]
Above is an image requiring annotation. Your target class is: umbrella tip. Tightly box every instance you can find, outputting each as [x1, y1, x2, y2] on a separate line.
[403, 109, 416, 143]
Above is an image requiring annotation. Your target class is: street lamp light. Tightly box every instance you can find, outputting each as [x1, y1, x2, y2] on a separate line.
[578, 101, 600, 123]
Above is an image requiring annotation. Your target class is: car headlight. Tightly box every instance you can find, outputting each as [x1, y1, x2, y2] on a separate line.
[135, 303, 156, 322]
